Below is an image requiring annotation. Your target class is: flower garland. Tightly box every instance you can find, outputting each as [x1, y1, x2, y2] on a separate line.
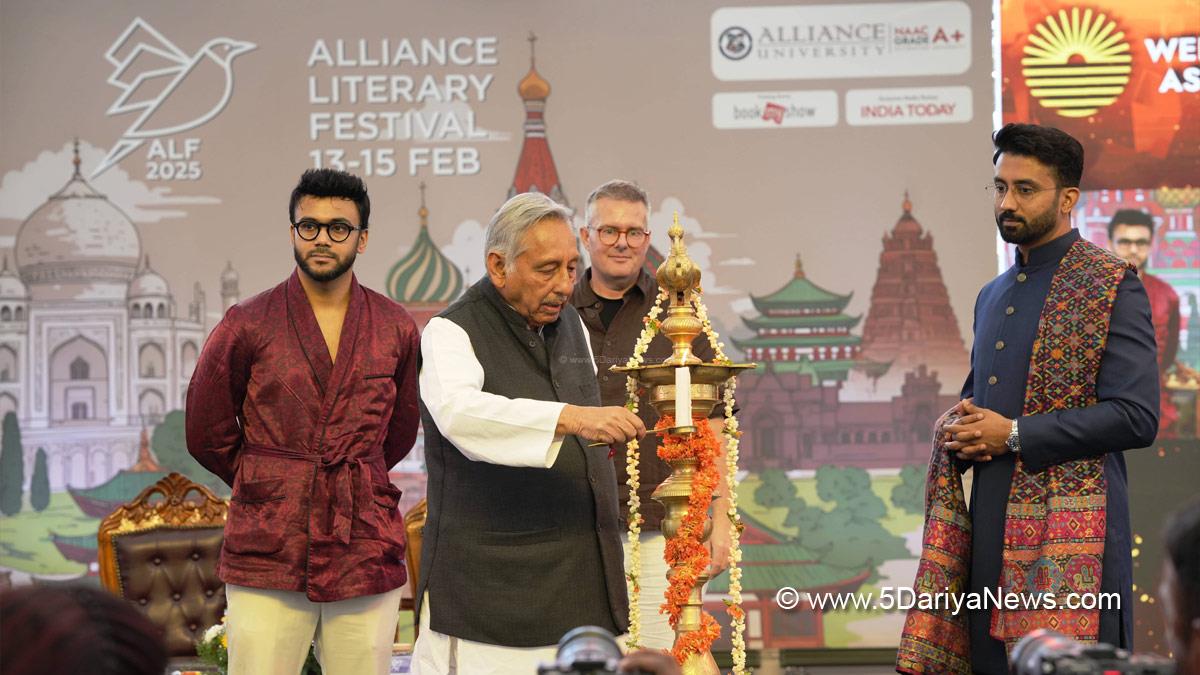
[622, 287, 669, 650]
[695, 289, 749, 673]
[621, 285, 747, 673]
[719, 376, 748, 673]
[196, 616, 322, 674]
[657, 412, 722, 664]
[693, 289, 730, 365]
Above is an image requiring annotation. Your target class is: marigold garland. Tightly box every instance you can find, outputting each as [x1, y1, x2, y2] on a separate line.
[656, 412, 720, 659]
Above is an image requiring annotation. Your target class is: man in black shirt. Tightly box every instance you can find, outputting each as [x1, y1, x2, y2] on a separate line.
[569, 179, 729, 649]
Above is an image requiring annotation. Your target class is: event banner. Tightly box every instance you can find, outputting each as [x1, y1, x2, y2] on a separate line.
[0, 0, 1193, 657]
[1001, 0, 1199, 189]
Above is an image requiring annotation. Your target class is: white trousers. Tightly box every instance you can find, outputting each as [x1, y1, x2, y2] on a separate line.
[411, 591, 558, 675]
[225, 583, 403, 675]
[621, 532, 674, 650]
[410, 533, 673, 675]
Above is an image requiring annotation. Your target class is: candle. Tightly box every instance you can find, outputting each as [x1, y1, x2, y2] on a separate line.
[674, 366, 691, 427]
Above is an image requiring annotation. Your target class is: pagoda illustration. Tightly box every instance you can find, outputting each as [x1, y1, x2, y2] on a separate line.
[386, 182, 464, 330]
[53, 428, 167, 569]
[858, 192, 968, 395]
[65, 427, 165, 518]
[733, 255, 866, 382]
[733, 255, 956, 471]
[703, 513, 872, 650]
[1149, 187, 1199, 287]
[508, 33, 567, 206]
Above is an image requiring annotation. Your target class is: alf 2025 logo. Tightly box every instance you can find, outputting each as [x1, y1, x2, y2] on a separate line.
[93, 18, 255, 181]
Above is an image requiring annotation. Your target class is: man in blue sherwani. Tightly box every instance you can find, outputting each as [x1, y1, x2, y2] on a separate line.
[942, 123, 1159, 674]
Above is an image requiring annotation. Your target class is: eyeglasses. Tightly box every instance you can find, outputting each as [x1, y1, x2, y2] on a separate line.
[591, 226, 649, 247]
[1113, 237, 1151, 249]
[986, 183, 1059, 204]
[293, 220, 365, 243]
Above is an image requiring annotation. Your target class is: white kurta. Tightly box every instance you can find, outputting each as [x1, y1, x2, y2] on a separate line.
[411, 314, 598, 675]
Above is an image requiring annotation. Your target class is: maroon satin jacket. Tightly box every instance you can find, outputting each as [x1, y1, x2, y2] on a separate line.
[186, 271, 420, 601]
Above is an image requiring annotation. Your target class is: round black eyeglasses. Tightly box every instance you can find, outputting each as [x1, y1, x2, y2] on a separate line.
[293, 220, 365, 243]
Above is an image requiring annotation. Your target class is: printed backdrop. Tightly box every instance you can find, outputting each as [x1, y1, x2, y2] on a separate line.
[0, 0, 1194, 656]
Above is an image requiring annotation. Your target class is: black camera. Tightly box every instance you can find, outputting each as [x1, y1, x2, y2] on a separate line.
[1011, 629, 1175, 674]
[536, 626, 651, 675]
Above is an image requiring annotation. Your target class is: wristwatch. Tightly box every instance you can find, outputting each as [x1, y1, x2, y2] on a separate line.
[1006, 418, 1021, 454]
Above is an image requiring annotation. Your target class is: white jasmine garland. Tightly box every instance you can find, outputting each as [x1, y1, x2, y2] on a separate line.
[720, 377, 747, 673]
[623, 288, 668, 650]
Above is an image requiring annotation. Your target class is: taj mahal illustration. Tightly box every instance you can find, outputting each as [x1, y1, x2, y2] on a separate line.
[0, 143, 238, 491]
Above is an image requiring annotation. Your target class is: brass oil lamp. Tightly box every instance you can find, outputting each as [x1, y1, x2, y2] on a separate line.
[613, 218, 755, 674]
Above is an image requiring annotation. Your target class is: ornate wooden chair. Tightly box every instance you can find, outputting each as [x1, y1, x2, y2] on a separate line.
[397, 497, 427, 645]
[98, 472, 228, 657]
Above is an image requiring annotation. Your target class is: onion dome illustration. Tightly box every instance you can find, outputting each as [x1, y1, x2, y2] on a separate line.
[386, 182, 463, 307]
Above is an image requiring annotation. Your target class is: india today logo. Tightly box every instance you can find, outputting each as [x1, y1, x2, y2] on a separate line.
[92, 18, 255, 179]
[1021, 7, 1132, 119]
[718, 26, 753, 60]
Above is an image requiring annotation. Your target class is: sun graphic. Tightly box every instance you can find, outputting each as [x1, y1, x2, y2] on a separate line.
[1020, 7, 1132, 118]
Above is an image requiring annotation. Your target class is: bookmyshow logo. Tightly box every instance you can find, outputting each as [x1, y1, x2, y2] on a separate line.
[730, 101, 818, 123]
[711, 91, 838, 130]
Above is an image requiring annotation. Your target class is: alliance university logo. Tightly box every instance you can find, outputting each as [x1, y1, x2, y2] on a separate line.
[92, 17, 255, 178]
[1021, 7, 1132, 119]
[719, 26, 753, 60]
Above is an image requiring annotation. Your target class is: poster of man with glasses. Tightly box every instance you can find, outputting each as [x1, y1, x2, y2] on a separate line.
[1107, 209, 1182, 438]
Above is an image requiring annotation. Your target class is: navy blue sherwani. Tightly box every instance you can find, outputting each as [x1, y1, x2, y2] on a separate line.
[961, 229, 1159, 674]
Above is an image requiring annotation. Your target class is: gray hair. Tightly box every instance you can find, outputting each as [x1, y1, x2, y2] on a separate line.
[485, 192, 572, 269]
[585, 179, 649, 226]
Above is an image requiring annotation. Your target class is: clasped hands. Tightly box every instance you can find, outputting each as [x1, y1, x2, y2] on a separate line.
[942, 398, 1013, 462]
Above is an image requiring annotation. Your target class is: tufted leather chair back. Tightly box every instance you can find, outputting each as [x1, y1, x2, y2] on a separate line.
[98, 473, 228, 657]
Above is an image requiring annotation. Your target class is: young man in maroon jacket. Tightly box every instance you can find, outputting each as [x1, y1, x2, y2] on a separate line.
[187, 169, 420, 675]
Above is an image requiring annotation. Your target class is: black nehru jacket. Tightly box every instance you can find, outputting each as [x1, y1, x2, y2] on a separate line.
[416, 277, 629, 647]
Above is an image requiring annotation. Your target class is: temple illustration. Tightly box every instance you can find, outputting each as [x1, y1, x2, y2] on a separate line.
[733, 255, 870, 384]
[859, 192, 968, 395]
[734, 196, 961, 471]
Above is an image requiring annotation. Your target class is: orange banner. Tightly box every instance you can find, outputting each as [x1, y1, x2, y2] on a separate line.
[1001, 0, 1199, 189]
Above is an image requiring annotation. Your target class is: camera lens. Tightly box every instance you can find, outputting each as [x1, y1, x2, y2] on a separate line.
[554, 626, 622, 672]
[1011, 629, 1081, 675]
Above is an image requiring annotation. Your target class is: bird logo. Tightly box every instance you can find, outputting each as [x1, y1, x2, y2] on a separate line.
[92, 17, 255, 179]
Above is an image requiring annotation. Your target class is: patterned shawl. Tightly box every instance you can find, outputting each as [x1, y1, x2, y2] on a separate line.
[897, 239, 1131, 674]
